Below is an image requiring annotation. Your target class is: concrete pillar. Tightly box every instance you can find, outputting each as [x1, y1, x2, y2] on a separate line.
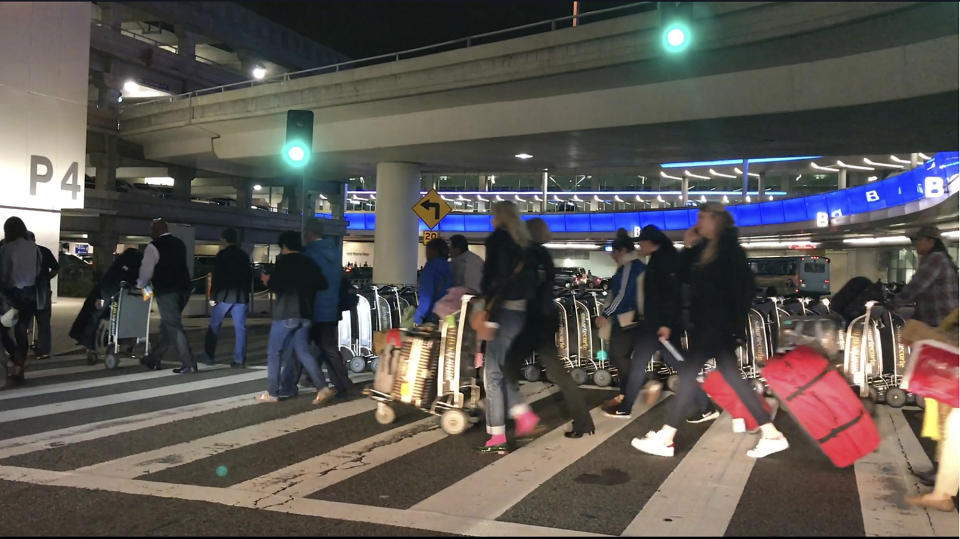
[681, 177, 689, 205]
[910, 153, 919, 169]
[175, 26, 196, 58]
[741, 159, 749, 198]
[373, 162, 420, 286]
[541, 170, 548, 213]
[99, 4, 121, 32]
[93, 135, 117, 192]
[170, 166, 194, 201]
[236, 179, 252, 209]
[838, 168, 847, 190]
[780, 174, 790, 192]
[757, 173, 764, 199]
[91, 216, 118, 284]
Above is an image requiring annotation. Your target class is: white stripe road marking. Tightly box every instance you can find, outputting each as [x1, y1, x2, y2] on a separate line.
[0, 372, 372, 459]
[21, 358, 150, 379]
[233, 382, 559, 498]
[621, 414, 758, 537]
[0, 465, 609, 537]
[75, 397, 377, 478]
[856, 408, 959, 537]
[0, 393, 261, 459]
[410, 391, 667, 519]
[0, 364, 232, 400]
[0, 371, 266, 423]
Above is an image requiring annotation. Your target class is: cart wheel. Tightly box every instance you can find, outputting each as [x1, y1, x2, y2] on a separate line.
[521, 365, 541, 383]
[914, 394, 926, 410]
[86, 350, 99, 365]
[369, 356, 379, 373]
[374, 402, 395, 425]
[348, 356, 367, 374]
[868, 387, 880, 404]
[104, 353, 119, 370]
[666, 374, 680, 393]
[752, 379, 766, 396]
[440, 409, 470, 435]
[570, 367, 589, 385]
[593, 369, 613, 387]
[885, 387, 906, 408]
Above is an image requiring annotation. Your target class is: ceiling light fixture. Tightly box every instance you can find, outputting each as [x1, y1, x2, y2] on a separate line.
[836, 160, 874, 171]
[811, 162, 840, 172]
[252, 66, 267, 80]
[722, 195, 730, 203]
[709, 169, 736, 178]
[514, 153, 533, 160]
[890, 155, 912, 164]
[253, 184, 262, 191]
[733, 167, 760, 178]
[918, 153, 932, 161]
[864, 158, 904, 169]
[660, 171, 682, 180]
[684, 170, 710, 180]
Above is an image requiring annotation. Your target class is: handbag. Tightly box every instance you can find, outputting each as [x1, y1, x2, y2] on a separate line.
[469, 255, 527, 341]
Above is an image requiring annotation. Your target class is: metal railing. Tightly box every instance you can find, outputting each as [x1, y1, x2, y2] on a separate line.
[92, 21, 227, 70]
[125, 1, 655, 108]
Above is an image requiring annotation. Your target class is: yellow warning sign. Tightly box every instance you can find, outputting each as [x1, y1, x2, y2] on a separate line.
[412, 189, 452, 230]
[422, 230, 440, 246]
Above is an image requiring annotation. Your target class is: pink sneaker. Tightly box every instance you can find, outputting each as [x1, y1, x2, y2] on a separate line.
[514, 411, 541, 438]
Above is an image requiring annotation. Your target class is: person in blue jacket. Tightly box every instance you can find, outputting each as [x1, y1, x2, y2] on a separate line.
[414, 238, 452, 325]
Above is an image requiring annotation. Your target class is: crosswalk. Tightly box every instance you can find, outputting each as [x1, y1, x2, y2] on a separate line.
[0, 351, 956, 537]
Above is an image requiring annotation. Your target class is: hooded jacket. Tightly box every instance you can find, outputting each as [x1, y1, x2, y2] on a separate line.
[302, 238, 342, 323]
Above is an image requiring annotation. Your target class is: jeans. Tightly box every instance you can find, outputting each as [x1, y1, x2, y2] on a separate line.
[483, 309, 529, 435]
[204, 301, 247, 365]
[5, 287, 36, 367]
[310, 321, 351, 394]
[617, 323, 710, 415]
[150, 291, 195, 369]
[34, 308, 51, 356]
[665, 329, 769, 428]
[508, 318, 594, 433]
[268, 319, 327, 398]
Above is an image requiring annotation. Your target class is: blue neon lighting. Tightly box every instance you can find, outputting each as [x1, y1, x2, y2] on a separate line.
[339, 152, 957, 234]
[659, 156, 822, 169]
[345, 190, 789, 197]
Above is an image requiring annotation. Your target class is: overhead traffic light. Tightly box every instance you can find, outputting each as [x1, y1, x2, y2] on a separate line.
[659, 2, 693, 54]
[283, 109, 313, 168]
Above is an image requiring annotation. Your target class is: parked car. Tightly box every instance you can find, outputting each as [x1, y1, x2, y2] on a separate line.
[555, 267, 588, 289]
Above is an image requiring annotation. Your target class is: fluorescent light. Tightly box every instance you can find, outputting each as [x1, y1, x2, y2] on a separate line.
[660, 156, 821, 169]
[495, 195, 503, 201]
[919, 153, 932, 161]
[943, 230, 960, 239]
[144, 176, 174, 186]
[614, 195, 623, 203]
[250, 205, 258, 209]
[593, 195, 601, 201]
[867, 176, 878, 182]
[700, 195, 707, 202]
[745, 196, 752, 202]
[811, 162, 840, 172]
[843, 236, 911, 246]
[768, 195, 774, 201]
[514, 195, 522, 201]
[656, 195, 665, 203]
[836, 160, 874, 171]
[733, 167, 760, 178]
[533, 195, 542, 201]
[742, 241, 821, 249]
[709, 169, 736, 178]
[722, 195, 729, 203]
[515, 153, 533, 160]
[252, 66, 267, 79]
[684, 170, 710, 180]
[890, 155, 912, 164]
[253, 184, 262, 191]
[864, 158, 904, 169]
[635, 195, 642, 202]
[660, 171, 682, 180]
[124, 80, 139, 92]
[117, 96, 123, 103]
[544, 243, 601, 250]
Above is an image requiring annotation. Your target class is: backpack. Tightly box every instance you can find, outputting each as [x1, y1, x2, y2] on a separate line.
[338, 276, 359, 318]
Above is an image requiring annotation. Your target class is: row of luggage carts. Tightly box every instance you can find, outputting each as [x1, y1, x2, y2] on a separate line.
[338, 285, 417, 374]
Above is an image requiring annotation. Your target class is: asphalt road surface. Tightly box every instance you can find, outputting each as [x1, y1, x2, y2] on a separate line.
[0, 323, 956, 536]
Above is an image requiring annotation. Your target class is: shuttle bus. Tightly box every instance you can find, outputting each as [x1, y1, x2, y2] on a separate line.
[749, 255, 830, 297]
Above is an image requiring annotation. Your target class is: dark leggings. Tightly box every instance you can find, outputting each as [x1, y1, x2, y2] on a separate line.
[617, 324, 710, 415]
[665, 334, 770, 429]
[607, 322, 639, 397]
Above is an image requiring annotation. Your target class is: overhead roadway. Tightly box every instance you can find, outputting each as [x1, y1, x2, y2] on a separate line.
[118, 2, 958, 177]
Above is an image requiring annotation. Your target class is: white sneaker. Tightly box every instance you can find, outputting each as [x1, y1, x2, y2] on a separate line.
[631, 431, 675, 457]
[746, 436, 789, 458]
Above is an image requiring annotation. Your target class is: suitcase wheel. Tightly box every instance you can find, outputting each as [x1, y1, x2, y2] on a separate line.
[570, 367, 589, 386]
[369, 356, 379, 373]
[86, 350, 99, 365]
[521, 365, 541, 383]
[593, 369, 613, 387]
[440, 409, 469, 435]
[348, 356, 367, 374]
[375, 402, 396, 425]
[104, 353, 119, 370]
[884, 387, 906, 408]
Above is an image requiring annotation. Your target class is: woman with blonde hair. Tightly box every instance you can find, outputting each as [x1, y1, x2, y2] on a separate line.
[632, 202, 789, 459]
[476, 201, 540, 453]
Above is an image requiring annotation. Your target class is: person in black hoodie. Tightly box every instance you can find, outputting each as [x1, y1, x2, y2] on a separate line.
[632, 203, 789, 459]
[258, 231, 332, 405]
[605, 225, 719, 422]
[202, 228, 253, 368]
[507, 218, 595, 438]
[69, 248, 142, 352]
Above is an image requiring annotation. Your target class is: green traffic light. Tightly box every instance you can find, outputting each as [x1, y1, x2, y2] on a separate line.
[662, 22, 691, 53]
[282, 140, 310, 167]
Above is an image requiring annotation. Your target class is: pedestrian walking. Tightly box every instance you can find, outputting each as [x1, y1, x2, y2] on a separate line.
[25, 231, 57, 360]
[449, 234, 484, 293]
[260, 231, 333, 405]
[0, 217, 40, 384]
[137, 218, 196, 373]
[415, 238, 452, 326]
[202, 228, 252, 368]
[475, 201, 541, 453]
[631, 203, 789, 459]
[508, 218, 596, 438]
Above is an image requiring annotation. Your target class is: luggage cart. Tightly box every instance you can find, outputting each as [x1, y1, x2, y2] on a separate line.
[576, 291, 613, 386]
[98, 285, 153, 370]
[844, 301, 910, 407]
[556, 296, 589, 385]
[344, 295, 377, 373]
[365, 294, 482, 435]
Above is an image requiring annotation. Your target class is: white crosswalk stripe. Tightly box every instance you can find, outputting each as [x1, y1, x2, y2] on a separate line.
[0, 358, 956, 538]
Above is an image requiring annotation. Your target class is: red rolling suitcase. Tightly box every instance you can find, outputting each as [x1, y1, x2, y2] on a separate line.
[762, 346, 879, 468]
[701, 370, 771, 431]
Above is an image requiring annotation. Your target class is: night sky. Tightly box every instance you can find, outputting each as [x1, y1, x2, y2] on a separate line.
[244, 0, 639, 59]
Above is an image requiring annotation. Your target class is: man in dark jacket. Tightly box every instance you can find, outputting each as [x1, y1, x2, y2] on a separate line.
[202, 228, 253, 367]
[137, 218, 195, 373]
[258, 231, 332, 405]
[26, 231, 58, 359]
